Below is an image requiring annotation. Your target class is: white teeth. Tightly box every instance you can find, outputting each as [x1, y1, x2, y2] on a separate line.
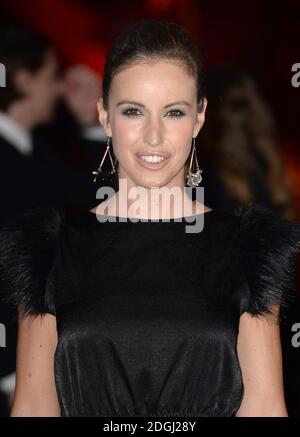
[140, 155, 165, 163]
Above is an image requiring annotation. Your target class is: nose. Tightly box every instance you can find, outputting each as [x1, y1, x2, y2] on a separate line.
[143, 116, 164, 147]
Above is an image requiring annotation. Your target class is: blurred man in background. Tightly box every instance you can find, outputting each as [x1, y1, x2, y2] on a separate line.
[0, 24, 112, 415]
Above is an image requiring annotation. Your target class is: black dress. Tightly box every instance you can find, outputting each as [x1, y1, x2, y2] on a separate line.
[0, 204, 300, 417]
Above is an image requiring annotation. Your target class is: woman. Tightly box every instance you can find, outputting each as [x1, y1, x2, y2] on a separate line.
[1, 20, 300, 417]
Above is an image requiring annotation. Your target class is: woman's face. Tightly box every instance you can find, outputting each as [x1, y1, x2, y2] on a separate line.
[98, 60, 207, 191]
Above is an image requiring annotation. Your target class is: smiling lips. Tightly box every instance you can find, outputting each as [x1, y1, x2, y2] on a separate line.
[140, 155, 165, 163]
[135, 153, 170, 170]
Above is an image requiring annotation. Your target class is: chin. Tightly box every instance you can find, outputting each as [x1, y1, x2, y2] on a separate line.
[135, 176, 168, 189]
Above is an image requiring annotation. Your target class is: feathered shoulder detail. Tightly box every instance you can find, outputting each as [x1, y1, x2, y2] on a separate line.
[233, 204, 300, 321]
[0, 206, 64, 318]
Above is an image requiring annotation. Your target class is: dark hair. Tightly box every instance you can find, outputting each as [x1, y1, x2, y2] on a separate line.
[0, 24, 52, 111]
[102, 20, 205, 112]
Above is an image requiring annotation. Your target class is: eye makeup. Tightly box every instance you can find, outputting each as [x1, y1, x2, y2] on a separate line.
[121, 107, 186, 119]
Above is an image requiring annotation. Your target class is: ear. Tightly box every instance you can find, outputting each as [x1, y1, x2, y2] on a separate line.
[193, 97, 208, 138]
[97, 97, 112, 137]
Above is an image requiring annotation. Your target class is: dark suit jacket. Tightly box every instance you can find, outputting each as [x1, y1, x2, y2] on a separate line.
[0, 136, 35, 226]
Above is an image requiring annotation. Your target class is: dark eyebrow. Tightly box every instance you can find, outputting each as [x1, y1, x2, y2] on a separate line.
[116, 100, 192, 108]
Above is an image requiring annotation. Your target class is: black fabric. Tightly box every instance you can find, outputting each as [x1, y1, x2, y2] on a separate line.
[0, 205, 62, 319]
[0, 204, 300, 417]
[235, 205, 300, 320]
[0, 136, 35, 226]
[0, 135, 36, 386]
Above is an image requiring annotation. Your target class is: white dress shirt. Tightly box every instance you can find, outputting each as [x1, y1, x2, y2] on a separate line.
[0, 111, 33, 155]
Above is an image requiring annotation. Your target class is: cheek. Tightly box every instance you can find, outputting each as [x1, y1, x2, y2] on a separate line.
[113, 115, 141, 136]
[111, 117, 140, 157]
[166, 120, 193, 158]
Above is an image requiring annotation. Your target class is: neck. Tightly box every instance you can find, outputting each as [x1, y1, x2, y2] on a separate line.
[95, 179, 205, 219]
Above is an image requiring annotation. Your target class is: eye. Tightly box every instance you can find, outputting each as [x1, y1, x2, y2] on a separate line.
[166, 109, 185, 119]
[121, 107, 186, 119]
[122, 107, 142, 118]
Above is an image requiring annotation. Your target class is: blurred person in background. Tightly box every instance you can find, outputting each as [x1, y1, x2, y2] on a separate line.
[35, 64, 118, 197]
[198, 66, 296, 220]
[0, 23, 107, 223]
[0, 24, 109, 415]
[0, 25, 63, 416]
[0, 24, 63, 224]
[198, 66, 300, 416]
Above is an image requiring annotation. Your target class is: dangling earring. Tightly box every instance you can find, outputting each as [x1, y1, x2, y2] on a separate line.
[92, 136, 117, 183]
[186, 137, 203, 187]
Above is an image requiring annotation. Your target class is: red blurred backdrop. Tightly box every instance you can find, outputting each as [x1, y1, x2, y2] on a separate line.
[2, 0, 300, 214]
